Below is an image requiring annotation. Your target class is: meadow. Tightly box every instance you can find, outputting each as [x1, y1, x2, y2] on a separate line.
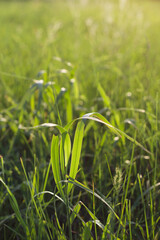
[0, 0, 160, 239]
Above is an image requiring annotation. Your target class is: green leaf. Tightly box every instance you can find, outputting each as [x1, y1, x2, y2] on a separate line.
[60, 135, 65, 177]
[51, 135, 64, 198]
[97, 83, 111, 108]
[0, 178, 29, 236]
[80, 201, 104, 230]
[64, 132, 71, 168]
[67, 120, 85, 194]
[82, 221, 93, 240]
[19, 123, 65, 134]
[67, 176, 123, 227]
[82, 112, 121, 137]
[60, 132, 71, 177]
[82, 112, 151, 154]
[70, 203, 81, 225]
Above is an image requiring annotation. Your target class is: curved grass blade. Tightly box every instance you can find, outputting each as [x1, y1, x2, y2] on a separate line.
[34, 190, 89, 232]
[79, 201, 104, 230]
[67, 176, 123, 227]
[19, 123, 65, 134]
[19, 112, 150, 155]
[70, 203, 81, 225]
[82, 112, 151, 154]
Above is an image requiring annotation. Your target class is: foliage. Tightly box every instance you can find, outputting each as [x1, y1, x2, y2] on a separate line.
[0, 0, 160, 239]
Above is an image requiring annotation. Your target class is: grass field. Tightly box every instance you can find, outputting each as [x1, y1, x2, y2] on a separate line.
[1, 0, 160, 239]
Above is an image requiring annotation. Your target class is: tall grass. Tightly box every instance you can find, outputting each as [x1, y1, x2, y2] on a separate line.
[0, 0, 160, 239]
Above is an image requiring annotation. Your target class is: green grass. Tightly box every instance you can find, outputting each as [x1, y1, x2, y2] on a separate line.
[1, 0, 160, 239]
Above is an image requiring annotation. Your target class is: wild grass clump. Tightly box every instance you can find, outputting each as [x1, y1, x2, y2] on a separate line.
[0, 0, 160, 239]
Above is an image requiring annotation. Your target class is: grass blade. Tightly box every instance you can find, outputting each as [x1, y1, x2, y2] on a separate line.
[51, 135, 64, 198]
[70, 203, 81, 225]
[0, 177, 30, 238]
[67, 120, 85, 194]
[64, 132, 71, 168]
[97, 83, 111, 108]
[82, 112, 151, 154]
[67, 176, 123, 227]
[138, 174, 150, 240]
[60, 132, 71, 177]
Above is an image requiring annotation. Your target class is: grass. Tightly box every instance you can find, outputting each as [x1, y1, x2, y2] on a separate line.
[0, 0, 160, 239]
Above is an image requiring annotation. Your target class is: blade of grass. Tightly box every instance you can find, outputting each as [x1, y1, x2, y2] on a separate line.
[97, 83, 111, 108]
[20, 112, 150, 154]
[60, 134, 65, 177]
[0, 155, 4, 179]
[138, 174, 150, 240]
[64, 132, 71, 168]
[92, 182, 98, 240]
[67, 176, 123, 227]
[4, 223, 26, 240]
[20, 158, 41, 219]
[126, 200, 132, 240]
[79, 200, 104, 230]
[60, 132, 71, 176]
[82, 112, 151, 154]
[67, 120, 85, 194]
[82, 221, 93, 240]
[0, 177, 30, 239]
[117, 133, 136, 237]
[51, 135, 64, 198]
[70, 202, 81, 225]
[19, 123, 65, 134]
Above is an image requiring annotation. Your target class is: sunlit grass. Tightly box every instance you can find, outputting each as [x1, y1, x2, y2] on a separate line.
[0, 0, 160, 239]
